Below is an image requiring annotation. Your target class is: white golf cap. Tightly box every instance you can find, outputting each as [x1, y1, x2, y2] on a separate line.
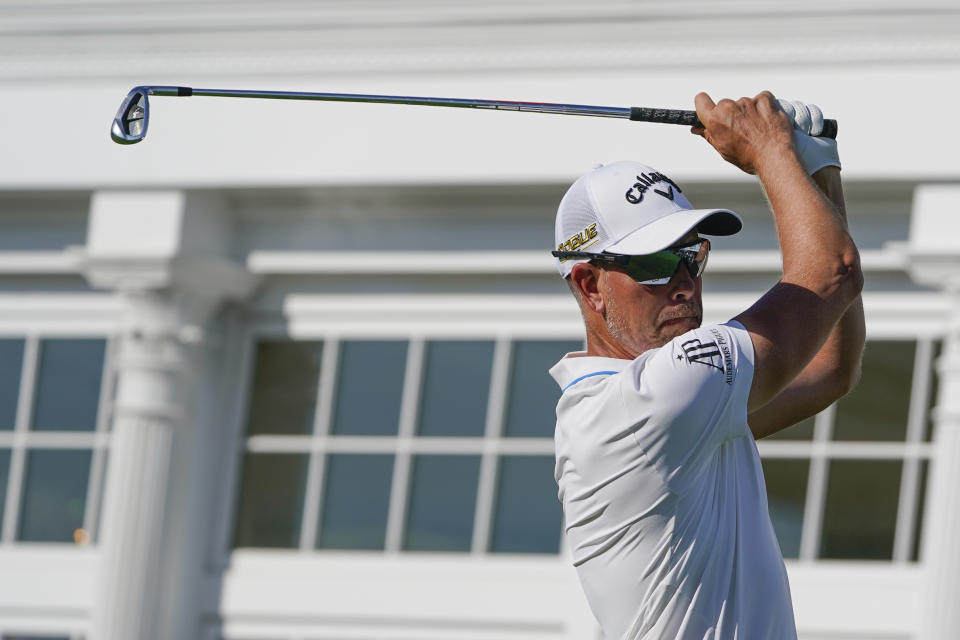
[554, 161, 742, 277]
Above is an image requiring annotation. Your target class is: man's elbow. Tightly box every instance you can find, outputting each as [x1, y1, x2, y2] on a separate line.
[802, 248, 863, 306]
[834, 248, 864, 302]
[845, 256, 865, 299]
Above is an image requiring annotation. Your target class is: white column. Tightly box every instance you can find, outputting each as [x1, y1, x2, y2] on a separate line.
[80, 190, 257, 640]
[94, 293, 189, 638]
[907, 185, 960, 640]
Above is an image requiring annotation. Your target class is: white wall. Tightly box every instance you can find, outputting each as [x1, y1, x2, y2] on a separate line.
[2, 1, 959, 188]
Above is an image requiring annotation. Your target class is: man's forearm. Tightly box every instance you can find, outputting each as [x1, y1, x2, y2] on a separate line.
[807, 166, 866, 387]
[758, 155, 860, 301]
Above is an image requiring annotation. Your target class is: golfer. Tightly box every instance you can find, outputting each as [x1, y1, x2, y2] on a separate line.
[549, 92, 865, 639]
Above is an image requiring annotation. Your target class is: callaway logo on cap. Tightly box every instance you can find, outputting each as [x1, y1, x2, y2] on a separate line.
[553, 161, 743, 277]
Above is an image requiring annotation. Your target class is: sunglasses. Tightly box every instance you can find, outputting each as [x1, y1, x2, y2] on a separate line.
[552, 238, 710, 285]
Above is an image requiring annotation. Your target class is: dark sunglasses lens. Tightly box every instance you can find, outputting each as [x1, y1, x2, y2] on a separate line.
[622, 240, 709, 284]
[622, 253, 682, 282]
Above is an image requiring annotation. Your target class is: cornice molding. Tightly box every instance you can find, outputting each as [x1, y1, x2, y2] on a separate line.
[74, 252, 260, 302]
[2, 1, 958, 82]
[4, 1, 958, 33]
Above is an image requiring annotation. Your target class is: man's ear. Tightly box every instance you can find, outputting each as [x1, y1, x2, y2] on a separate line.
[570, 263, 605, 313]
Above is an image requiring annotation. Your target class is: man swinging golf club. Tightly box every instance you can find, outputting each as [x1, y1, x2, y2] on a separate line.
[550, 91, 865, 639]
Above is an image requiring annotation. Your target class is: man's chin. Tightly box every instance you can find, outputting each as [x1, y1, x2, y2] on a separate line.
[660, 316, 701, 337]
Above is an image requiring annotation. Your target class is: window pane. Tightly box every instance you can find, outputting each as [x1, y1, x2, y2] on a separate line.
[418, 341, 494, 437]
[332, 341, 406, 436]
[765, 416, 815, 441]
[490, 456, 562, 553]
[0, 339, 24, 431]
[18, 449, 91, 542]
[504, 340, 582, 438]
[318, 454, 394, 550]
[404, 455, 480, 551]
[32, 339, 105, 431]
[246, 341, 323, 436]
[2, 636, 70, 640]
[0, 449, 9, 532]
[820, 459, 902, 559]
[833, 341, 914, 441]
[233, 453, 308, 548]
[761, 458, 809, 558]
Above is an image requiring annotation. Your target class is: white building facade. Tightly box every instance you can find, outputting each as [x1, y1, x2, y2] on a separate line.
[1, 2, 959, 639]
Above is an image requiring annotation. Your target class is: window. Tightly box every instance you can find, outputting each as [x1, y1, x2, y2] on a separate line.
[233, 337, 578, 553]
[0, 337, 112, 545]
[233, 334, 935, 563]
[759, 339, 936, 561]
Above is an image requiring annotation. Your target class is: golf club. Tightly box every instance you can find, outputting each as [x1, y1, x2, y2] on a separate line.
[110, 85, 839, 145]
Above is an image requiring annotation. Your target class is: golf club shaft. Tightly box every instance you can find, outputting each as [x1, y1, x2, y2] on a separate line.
[112, 85, 838, 144]
[144, 86, 838, 136]
[148, 86, 632, 119]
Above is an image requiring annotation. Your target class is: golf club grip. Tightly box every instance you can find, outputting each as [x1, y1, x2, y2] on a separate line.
[629, 107, 838, 139]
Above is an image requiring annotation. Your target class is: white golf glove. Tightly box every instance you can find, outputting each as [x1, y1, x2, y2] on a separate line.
[778, 99, 840, 175]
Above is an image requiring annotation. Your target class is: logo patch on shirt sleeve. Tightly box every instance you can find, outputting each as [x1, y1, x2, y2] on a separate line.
[673, 329, 735, 385]
[708, 328, 735, 385]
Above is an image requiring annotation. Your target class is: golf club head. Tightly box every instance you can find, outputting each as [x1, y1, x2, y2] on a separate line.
[111, 87, 149, 144]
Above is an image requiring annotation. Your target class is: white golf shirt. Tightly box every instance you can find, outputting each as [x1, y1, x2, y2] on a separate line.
[551, 322, 796, 640]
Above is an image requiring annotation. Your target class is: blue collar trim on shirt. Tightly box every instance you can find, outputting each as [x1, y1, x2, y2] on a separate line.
[561, 370, 618, 393]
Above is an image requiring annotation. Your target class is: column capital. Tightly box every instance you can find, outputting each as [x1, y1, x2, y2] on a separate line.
[78, 254, 257, 337]
[75, 188, 260, 337]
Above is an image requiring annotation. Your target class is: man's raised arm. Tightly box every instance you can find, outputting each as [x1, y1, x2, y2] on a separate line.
[692, 92, 864, 420]
[746, 166, 865, 438]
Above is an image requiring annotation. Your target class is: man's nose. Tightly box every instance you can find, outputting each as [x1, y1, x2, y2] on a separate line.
[669, 263, 697, 299]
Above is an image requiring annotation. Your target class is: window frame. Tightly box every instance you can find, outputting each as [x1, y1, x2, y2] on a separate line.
[0, 334, 116, 547]
[220, 323, 578, 559]
[216, 304, 940, 565]
[756, 337, 938, 562]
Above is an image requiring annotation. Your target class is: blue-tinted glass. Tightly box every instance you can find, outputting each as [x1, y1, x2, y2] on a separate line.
[32, 339, 105, 431]
[820, 459, 902, 559]
[318, 454, 394, 550]
[761, 458, 809, 558]
[233, 453, 309, 548]
[246, 341, 323, 435]
[17, 449, 91, 542]
[490, 456, 562, 553]
[0, 339, 24, 430]
[404, 455, 480, 551]
[332, 341, 406, 436]
[418, 341, 494, 437]
[0, 449, 9, 531]
[504, 340, 581, 438]
[3, 636, 70, 640]
[833, 341, 914, 441]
